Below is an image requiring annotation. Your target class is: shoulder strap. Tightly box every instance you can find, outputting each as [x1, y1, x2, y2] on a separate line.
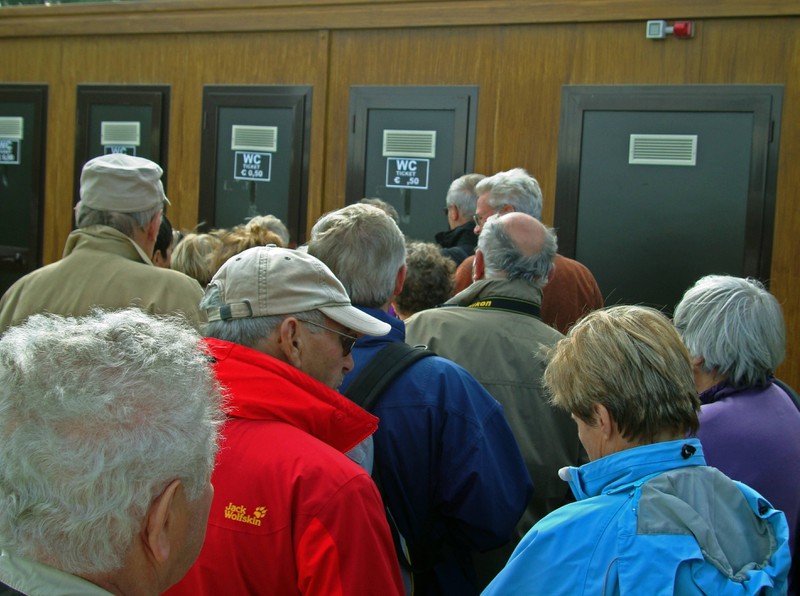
[774, 378, 800, 413]
[344, 342, 435, 412]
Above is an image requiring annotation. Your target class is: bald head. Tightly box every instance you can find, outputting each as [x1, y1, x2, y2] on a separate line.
[475, 212, 557, 287]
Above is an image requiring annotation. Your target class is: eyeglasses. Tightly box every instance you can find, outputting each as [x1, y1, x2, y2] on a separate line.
[472, 212, 488, 228]
[298, 318, 358, 356]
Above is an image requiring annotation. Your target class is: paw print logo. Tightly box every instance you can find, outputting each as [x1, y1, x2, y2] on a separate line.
[253, 506, 267, 519]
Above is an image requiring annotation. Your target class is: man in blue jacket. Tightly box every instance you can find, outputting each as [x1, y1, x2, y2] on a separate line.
[308, 203, 533, 595]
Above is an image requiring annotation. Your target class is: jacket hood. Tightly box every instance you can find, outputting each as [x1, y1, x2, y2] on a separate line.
[446, 278, 544, 309]
[205, 338, 378, 454]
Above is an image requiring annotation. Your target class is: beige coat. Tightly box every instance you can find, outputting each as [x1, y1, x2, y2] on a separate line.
[0, 226, 204, 333]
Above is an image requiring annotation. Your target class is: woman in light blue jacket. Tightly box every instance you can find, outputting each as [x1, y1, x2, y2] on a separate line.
[484, 306, 790, 596]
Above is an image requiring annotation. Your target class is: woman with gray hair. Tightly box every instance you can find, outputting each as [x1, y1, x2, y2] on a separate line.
[484, 306, 790, 595]
[674, 274, 800, 593]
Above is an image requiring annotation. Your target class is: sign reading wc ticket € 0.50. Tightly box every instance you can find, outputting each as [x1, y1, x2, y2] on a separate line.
[234, 151, 273, 182]
[385, 157, 430, 190]
[0, 138, 20, 165]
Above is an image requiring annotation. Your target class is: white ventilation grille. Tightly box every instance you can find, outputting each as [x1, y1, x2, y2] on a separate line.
[629, 134, 697, 166]
[231, 125, 278, 152]
[101, 121, 141, 146]
[382, 130, 437, 158]
[0, 117, 24, 139]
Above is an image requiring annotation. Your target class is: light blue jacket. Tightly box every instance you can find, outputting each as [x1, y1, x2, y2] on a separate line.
[483, 439, 790, 595]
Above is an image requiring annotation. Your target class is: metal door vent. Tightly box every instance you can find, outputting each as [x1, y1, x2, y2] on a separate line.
[629, 134, 697, 166]
[231, 125, 278, 152]
[0, 117, 24, 139]
[101, 121, 141, 146]
[383, 130, 437, 158]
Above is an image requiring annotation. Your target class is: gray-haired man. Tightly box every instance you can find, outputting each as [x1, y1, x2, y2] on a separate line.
[0, 154, 203, 333]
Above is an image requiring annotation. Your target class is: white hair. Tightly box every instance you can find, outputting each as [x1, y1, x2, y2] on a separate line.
[478, 214, 557, 287]
[475, 168, 543, 220]
[308, 203, 406, 308]
[673, 275, 785, 387]
[245, 214, 291, 246]
[446, 173, 485, 218]
[75, 202, 162, 237]
[0, 308, 224, 576]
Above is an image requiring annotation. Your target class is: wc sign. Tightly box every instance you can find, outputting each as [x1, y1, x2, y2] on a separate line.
[234, 151, 272, 182]
[0, 139, 21, 165]
[386, 158, 430, 190]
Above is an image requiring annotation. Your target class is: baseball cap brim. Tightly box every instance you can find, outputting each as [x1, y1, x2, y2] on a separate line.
[320, 305, 391, 337]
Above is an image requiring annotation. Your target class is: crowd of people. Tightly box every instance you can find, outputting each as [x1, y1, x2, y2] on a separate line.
[0, 153, 796, 595]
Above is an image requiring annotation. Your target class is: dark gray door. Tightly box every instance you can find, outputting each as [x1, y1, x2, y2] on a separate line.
[347, 86, 477, 242]
[199, 86, 312, 245]
[74, 85, 170, 206]
[0, 85, 46, 296]
[555, 85, 782, 313]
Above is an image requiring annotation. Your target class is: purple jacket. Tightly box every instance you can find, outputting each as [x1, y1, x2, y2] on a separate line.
[697, 380, 800, 593]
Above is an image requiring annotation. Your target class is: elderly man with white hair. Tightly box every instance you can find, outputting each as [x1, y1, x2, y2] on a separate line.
[0, 308, 224, 595]
[674, 274, 800, 594]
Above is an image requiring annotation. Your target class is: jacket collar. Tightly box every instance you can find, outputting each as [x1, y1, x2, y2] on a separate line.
[63, 225, 154, 265]
[204, 338, 378, 454]
[446, 278, 543, 308]
[561, 438, 706, 501]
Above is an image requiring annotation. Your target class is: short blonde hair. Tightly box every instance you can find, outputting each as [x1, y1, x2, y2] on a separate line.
[544, 305, 699, 444]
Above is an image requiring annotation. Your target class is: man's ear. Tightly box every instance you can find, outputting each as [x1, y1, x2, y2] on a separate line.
[147, 213, 162, 243]
[473, 250, 485, 281]
[277, 317, 303, 368]
[393, 265, 407, 298]
[143, 479, 182, 564]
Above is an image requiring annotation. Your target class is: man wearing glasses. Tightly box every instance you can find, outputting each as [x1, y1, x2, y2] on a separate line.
[170, 245, 404, 596]
[456, 167, 603, 335]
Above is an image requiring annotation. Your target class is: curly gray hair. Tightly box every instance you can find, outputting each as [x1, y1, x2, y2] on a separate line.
[0, 308, 224, 575]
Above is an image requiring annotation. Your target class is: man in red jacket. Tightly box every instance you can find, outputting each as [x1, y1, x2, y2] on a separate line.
[168, 245, 404, 596]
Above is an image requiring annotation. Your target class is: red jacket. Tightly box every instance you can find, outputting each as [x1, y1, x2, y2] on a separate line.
[168, 338, 404, 596]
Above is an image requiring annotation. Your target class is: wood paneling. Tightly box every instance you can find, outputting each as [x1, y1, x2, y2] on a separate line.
[0, 4, 797, 387]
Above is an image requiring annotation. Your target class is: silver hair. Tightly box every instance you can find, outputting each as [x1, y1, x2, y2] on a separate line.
[445, 173, 485, 218]
[245, 214, 291, 247]
[308, 203, 406, 308]
[673, 275, 785, 387]
[478, 214, 557, 287]
[75, 202, 162, 237]
[0, 308, 224, 576]
[475, 168, 543, 220]
[200, 284, 326, 347]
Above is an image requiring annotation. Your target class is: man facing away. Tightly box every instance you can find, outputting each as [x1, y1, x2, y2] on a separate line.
[0, 308, 224, 595]
[458, 167, 603, 334]
[434, 173, 484, 266]
[307, 204, 532, 595]
[0, 154, 204, 333]
[406, 212, 585, 587]
[169, 245, 404, 596]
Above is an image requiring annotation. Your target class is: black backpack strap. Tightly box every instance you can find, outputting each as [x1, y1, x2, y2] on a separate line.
[774, 378, 800, 413]
[344, 342, 435, 412]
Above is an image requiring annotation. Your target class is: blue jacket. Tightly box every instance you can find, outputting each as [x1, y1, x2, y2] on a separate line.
[341, 308, 533, 595]
[483, 439, 790, 595]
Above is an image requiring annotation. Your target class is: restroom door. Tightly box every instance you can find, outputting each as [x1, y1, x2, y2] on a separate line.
[554, 85, 782, 313]
[199, 86, 312, 245]
[0, 84, 47, 296]
[347, 86, 477, 242]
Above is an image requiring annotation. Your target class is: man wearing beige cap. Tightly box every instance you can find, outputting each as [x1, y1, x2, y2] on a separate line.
[0, 154, 203, 333]
[170, 245, 404, 596]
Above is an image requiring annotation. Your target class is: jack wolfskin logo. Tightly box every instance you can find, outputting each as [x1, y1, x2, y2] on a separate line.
[223, 502, 267, 527]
